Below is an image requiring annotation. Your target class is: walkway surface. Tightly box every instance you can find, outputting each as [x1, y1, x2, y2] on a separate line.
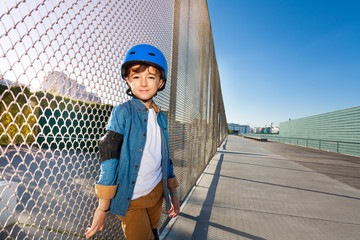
[161, 135, 360, 240]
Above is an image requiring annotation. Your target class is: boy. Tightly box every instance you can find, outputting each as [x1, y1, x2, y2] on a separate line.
[85, 44, 180, 239]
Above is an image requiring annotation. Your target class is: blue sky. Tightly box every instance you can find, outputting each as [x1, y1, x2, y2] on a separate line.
[207, 0, 360, 128]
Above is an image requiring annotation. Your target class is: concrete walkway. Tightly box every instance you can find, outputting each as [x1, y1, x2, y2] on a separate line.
[162, 135, 360, 240]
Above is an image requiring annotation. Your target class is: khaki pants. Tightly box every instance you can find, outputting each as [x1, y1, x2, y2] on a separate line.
[117, 181, 164, 240]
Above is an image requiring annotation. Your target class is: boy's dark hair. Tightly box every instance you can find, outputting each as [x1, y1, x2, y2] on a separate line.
[125, 64, 165, 97]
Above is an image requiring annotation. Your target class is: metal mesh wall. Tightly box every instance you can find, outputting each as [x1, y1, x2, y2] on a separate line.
[278, 106, 360, 156]
[0, 0, 227, 239]
[246, 107, 360, 157]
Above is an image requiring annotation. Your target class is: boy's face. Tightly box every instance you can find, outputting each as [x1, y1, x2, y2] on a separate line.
[126, 65, 164, 101]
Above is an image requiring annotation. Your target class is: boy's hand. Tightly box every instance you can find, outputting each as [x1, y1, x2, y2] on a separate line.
[85, 209, 107, 239]
[168, 194, 180, 218]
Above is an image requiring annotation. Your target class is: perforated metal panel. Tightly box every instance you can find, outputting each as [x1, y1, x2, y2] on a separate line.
[0, 0, 227, 239]
[245, 107, 360, 157]
[278, 107, 360, 156]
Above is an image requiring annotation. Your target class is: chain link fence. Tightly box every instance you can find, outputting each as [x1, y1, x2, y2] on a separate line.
[0, 0, 227, 239]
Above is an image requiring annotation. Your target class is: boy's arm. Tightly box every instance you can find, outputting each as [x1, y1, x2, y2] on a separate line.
[167, 159, 179, 190]
[86, 105, 125, 237]
[86, 160, 118, 238]
[167, 159, 180, 218]
[85, 198, 111, 238]
[95, 128, 124, 198]
[95, 105, 126, 197]
[95, 159, 119, 199]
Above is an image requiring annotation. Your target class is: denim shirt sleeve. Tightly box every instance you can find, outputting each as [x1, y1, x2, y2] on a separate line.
[96, 104, 125, 186]
[168, 160, 176, 179]
[105, 104, 125, 135]
[97, 159, 118, 185]
[160, 112, 176, 180]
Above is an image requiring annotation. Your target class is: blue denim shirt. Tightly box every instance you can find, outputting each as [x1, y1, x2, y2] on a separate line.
[97, 98, 176, 217]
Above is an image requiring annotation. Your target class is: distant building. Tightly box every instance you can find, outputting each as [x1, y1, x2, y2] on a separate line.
[0, 74, 23, 87]
[271, 127, 280, 134]
[228, 123, 250, 134]
[0, 79, 12, 86]
[251, 127, 262, 134]
[251, 126, 279, 134]
[42, 71, 100, 103]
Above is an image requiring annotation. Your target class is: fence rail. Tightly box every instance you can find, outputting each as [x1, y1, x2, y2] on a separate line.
[244, 134, 360, 157]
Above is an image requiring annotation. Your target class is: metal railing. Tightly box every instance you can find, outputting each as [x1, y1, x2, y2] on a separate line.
[244, 134, 360, 157]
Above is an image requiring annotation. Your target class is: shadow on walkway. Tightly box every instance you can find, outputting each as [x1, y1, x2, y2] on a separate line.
[187, 153, 265, 240]
[164, 135, 360, 240]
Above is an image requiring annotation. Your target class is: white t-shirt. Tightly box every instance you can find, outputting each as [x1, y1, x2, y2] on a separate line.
[132, 108, 162, 200]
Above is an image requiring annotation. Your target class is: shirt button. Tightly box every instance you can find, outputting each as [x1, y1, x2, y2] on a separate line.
[143, 133, 146, 136]
[131, 181, 135, 184]
[144, 119, 147, 122]
[164, 128, 167, 130]
[127, 197, 130, 200]
[135, 165, 138, 168]
[139, 149, 142, 152]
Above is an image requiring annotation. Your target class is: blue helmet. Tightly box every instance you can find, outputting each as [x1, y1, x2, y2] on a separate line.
[121, 44, 167, 91]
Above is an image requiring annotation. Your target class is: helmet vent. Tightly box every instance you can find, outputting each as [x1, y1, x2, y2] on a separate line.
[130, 51, 135, 55]
[148, 52, 155, 56]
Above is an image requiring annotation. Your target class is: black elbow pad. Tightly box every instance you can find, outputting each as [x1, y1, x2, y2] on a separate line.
[99, 131, 123, 162]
